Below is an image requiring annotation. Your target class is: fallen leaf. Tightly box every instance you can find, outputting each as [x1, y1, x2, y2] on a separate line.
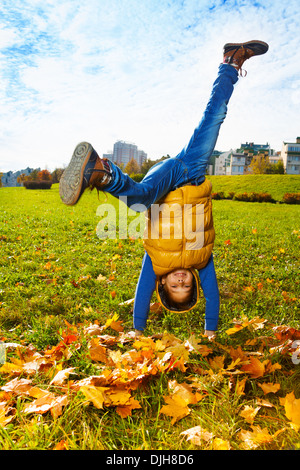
[160, 394, 190, 424]
[235, 377, 247, 396]
[105, 313, 123, 332]
[238, 425, 285, 450]
[212, 438, 231, 450]
[88, 338, 109, 363]
[115, 397, 141, 418]
[23, 392, 68, 418]
[240, 405, 261, 424]
[258, 382, 280, 395]
[80, 385, 109, 409]
[241, 357, 267, 378]
[181, 425, 213, 445]
[280, 391, 300, 429]
[50, 367, 75, 386]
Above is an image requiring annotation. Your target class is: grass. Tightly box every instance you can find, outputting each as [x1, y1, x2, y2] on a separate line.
[0, 180, 299, 450]
[207, 174, 300, 201]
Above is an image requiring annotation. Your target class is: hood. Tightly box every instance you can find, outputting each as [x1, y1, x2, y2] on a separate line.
[155, 268, 200, 313]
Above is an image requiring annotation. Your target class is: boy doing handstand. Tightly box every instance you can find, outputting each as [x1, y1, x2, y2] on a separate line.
[60, 41, 269, 338]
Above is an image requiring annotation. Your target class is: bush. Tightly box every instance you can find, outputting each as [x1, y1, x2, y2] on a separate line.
[130, 173, 145, 182]
[233, 192, 275, 203]
[282, 193, 300, 204]
[211, 192, 225, 200]
[23, 181, 52, 190]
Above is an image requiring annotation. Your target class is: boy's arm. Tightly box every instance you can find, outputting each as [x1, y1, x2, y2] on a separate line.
[133, 252, 156, 332]
[198, 255, 220, 335]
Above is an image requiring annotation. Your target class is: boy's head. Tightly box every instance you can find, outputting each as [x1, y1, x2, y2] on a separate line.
[157, 268, 199, 312]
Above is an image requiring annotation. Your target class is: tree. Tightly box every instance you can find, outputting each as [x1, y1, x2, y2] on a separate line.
[0, 173, 3, 188]
[248, 154, 270, 174]
[38, 169, 52, 181]
[140, 155, 171, 175]
[51, 168, 64, 183]
[124, 158, 140, 175]
[266, 160, 285, 174]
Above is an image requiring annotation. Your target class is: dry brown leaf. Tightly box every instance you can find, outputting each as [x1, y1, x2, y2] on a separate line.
[241, 357, 267, 378]
[88, 338, 109, 363]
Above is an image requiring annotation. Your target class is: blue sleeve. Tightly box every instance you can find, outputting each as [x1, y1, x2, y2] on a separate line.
[133, 252, 156, 331]
[198, 255, 220, 331]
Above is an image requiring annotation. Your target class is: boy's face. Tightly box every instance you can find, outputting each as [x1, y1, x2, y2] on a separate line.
[161, 269, 193, 306]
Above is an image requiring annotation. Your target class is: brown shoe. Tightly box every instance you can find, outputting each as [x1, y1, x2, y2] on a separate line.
[59, 142, 112, 206]
[223, 40, 269, 75]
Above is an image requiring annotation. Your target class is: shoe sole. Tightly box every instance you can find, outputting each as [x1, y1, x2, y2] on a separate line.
[59, 142, 94, 205]
[224, 40, 269, 55]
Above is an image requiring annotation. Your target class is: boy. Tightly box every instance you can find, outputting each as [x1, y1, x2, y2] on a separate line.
[60, 41, 269, 338]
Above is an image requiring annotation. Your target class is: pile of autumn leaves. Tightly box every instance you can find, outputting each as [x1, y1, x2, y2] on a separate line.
[1, 313, 300, 450]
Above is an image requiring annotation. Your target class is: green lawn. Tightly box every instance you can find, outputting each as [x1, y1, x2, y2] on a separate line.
[0, 183, 299, 450]
[207, 174, 300, 201]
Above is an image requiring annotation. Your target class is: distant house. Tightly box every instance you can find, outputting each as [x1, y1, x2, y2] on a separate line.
[1, 167, 40, 187]
[281, 137, 300, 175]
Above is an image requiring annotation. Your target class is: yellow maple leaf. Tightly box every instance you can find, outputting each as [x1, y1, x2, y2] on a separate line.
[212, 437, 231, 450]
[0, 402, 15, 426]
[168, 380, 203, 405]
[240, 405, 261, 424]
[80, 385, 109, 409]
[238, 425, 285, 450]
[208, 355, 225, 371]
[235, 377, 247, 396]
[0, 362, 23, 375]
[104, 313, 124, 332]
[258, 382, 280, 395]
[280, 391, 300, 429]
[160, 394, 190, 424]
[115, 397, 141, 418]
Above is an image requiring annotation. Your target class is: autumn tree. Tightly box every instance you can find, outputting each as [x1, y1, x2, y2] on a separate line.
[124, 158, 140, 175]
[248, 154, 270, 174]
[51, 168, 64, 183]
[38, 169, 52, 181]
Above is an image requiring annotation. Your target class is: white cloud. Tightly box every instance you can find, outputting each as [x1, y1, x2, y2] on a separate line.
[1, 0, 300, 172]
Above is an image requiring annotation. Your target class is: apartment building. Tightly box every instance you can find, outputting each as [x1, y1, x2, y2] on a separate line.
[104, 140, 147, 167]
[281, 138, 300, 175]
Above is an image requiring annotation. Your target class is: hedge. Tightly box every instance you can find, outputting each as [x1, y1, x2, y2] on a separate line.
[23, 181, 52, 190]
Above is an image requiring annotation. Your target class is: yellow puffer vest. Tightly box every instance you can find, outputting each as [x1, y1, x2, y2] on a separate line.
[143, 179, 215, 276]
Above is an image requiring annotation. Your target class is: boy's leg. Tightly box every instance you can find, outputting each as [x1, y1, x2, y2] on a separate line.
[176, 40, 269, 184]
[60, 41, 268, 208]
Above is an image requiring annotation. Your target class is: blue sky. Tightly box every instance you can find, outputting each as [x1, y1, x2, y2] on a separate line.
[1, 0, 300, 172]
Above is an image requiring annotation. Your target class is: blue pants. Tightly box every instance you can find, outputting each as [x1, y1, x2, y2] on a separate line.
[105, 64, 238, 210]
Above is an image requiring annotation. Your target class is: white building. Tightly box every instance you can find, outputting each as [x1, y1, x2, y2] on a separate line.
[104, 141, 147, 167]
[281, 138, 300, 175]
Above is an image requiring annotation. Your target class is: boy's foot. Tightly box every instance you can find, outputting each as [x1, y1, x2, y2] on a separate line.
[223, 40, 269, 75]
[59, 142, 112, 205]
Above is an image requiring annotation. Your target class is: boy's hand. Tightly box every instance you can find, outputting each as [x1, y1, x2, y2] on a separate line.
[204, 330, 216, 340]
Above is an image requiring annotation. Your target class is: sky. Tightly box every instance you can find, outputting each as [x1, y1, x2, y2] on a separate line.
[1, 0, 300, 173]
